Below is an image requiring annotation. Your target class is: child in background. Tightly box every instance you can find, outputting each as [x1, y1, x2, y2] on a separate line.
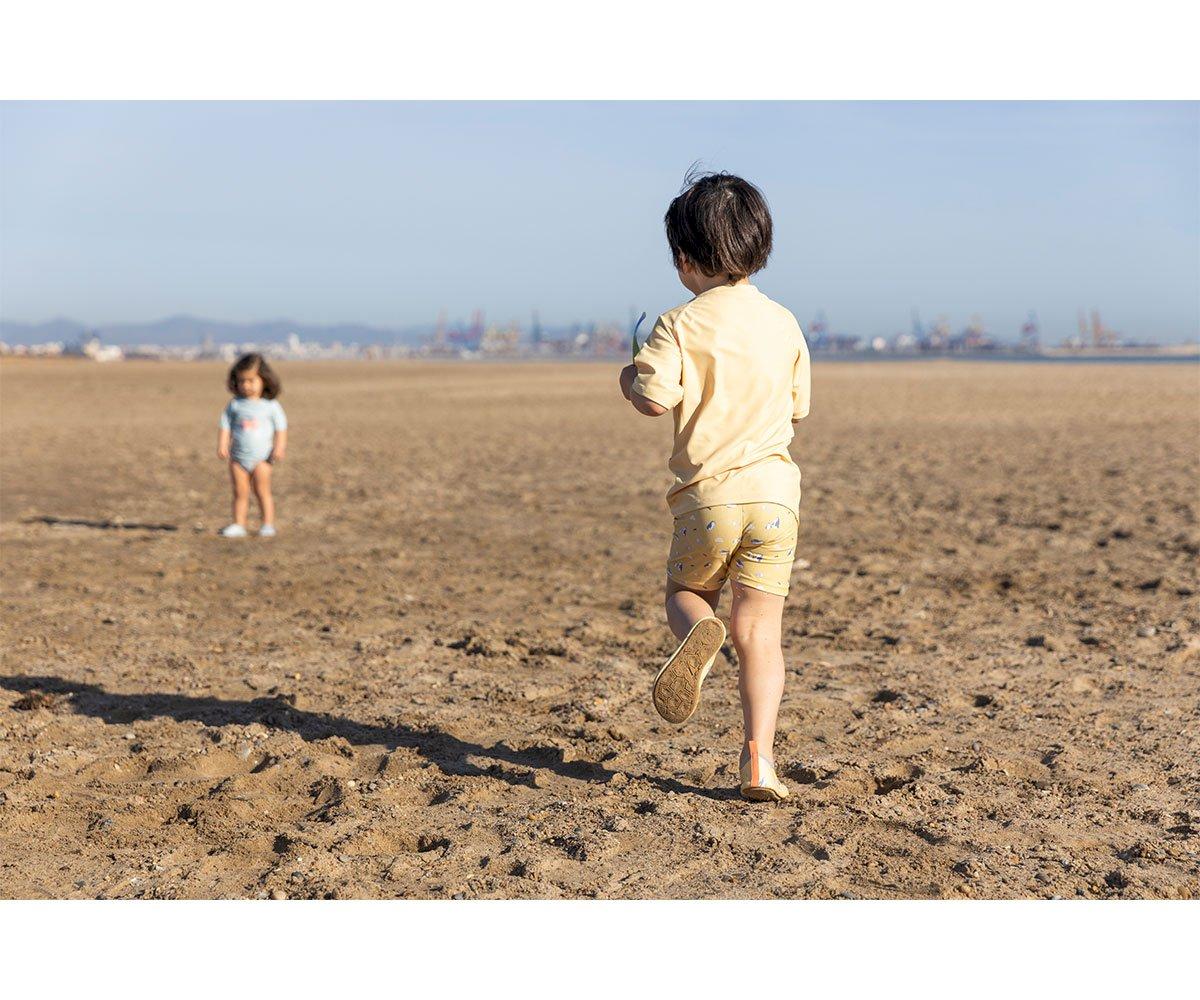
[619, 171, 810, 802]
[217, 353, 288, 538]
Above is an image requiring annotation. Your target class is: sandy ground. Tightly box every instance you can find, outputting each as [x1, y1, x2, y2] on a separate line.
[1, 358, 1197, 899]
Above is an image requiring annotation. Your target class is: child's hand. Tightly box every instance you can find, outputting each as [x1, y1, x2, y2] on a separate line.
[619, 364, 637, 401]
[270, 448, 285, 463]
[217, 444, 229, 460]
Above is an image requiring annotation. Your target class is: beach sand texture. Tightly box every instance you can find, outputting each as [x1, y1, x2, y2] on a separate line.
[1, 359, 1197, 898]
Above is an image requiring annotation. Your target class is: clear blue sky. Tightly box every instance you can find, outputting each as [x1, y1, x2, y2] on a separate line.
[1, 101, 1196, 341]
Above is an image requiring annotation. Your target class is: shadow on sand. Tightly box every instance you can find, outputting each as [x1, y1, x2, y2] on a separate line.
[0, 674, 737, 802]
[22, 516, 178, 532]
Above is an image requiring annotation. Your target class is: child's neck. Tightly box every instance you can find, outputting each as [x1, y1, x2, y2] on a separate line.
[692, 273, 751, 295]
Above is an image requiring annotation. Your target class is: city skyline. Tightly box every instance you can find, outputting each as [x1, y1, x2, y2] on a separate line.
[5, 300, 1185, 363]
[2, 102, 1198, 342]
[0, 302, 1163, 347]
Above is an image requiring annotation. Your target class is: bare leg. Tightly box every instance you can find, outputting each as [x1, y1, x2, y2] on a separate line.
[665, 576, 721, 641]
[229, 462, 251, 526]
[729, 582, 787, 762]
[251, 461, 274, 526]
[652, 577, 726, 725]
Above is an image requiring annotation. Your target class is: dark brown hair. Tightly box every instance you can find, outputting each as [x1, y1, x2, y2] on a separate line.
[227, 352, 281, 399]
[664, 168, 773, 280]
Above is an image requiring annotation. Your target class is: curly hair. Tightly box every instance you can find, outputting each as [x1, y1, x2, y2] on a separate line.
[227, 352, 282, 399]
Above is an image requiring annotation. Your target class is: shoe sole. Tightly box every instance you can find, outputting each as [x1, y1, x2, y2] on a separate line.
[652, 617, 726, 724]
[740, 785, 787, 803]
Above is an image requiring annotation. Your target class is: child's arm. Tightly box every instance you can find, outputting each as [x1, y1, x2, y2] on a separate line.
[791, 333, 811, 423]
[217, 403, 232, 459]
[620, 316, 682, 418]
[619, 364, 668, 416]
[270, 401, 288, 461]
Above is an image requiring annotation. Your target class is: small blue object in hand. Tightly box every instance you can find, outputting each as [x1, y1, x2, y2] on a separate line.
[630, 311, 647, 361]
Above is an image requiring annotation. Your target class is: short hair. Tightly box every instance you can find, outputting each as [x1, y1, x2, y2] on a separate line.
[227, 352, 281, 399]
[664, 168, 773, 280]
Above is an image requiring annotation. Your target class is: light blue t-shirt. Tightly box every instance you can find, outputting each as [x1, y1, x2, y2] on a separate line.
[220, 397, 287, 469]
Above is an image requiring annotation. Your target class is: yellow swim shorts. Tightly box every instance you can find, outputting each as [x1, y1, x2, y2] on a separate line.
[667, 502, 799, 598]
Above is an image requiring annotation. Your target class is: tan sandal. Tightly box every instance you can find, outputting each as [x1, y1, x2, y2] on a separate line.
[651, 616, 726, 724]
[740, 740, 789, 802]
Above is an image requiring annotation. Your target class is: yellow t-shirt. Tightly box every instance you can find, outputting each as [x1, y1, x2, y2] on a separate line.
[632, 282, 810, 517]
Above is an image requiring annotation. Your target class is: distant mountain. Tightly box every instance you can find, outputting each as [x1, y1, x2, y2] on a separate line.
[0, 317, 88, 343]
[0, 314, 432, 347]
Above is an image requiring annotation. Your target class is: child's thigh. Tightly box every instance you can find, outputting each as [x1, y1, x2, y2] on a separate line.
[229, 462, 251, 493]
[665, 505, 744, 593]
[251, 462, 273, 491]
[729, 503, 798, 598]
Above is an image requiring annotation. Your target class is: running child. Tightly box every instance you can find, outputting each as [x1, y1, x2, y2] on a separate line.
[618, 171, 811, 802]
[217, 352, 288, 538]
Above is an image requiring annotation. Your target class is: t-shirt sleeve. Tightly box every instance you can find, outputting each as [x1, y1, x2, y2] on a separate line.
[632, 315, 684, 410]
[791, 333, 811, 421]
[271, 401, 288, 430]
[219, 402, 233, 430]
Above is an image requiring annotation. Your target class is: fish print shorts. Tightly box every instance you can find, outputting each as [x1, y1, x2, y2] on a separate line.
[667, 502, 799, 598]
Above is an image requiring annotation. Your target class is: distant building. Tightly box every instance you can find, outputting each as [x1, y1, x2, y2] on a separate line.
[1019, 312, 1041, 352]
[64, 333, 124, 362]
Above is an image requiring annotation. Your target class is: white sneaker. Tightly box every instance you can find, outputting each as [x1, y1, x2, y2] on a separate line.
[258, 525, 277, 538]
[739, 740, 789, 802]
[220, 524, 248, 538]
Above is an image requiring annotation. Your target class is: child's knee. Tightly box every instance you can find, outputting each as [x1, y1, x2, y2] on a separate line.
[730, 609, 782, 650]
[730, 617, 764, 650]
